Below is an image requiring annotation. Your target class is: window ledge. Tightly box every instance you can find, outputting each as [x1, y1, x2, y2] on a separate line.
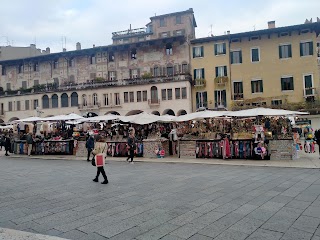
[251, 61, 260, 63]
[252, 92, 263, 94]
[281, 90, 294, 92]
[193, 56, 204, 59]
[280, 57, 292, 60]
[231, 63, 242, 65]
[215, 54, 226, 57]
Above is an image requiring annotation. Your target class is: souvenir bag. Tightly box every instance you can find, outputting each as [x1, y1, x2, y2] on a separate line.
[91, 143, 107, 167]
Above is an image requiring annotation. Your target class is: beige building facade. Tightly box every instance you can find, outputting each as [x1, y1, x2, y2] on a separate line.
[0, 44, 49, 61]
[0, 9, 196, 122]
[190, 21, 320, 111]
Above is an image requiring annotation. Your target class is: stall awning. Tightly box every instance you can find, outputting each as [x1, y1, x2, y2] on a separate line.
[225, 107, 309, 117]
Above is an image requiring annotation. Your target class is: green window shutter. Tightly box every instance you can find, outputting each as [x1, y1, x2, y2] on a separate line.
[201, 46, 204, 57]
[223, 43, 226, 54]
[240, 82, 243, 93]
[279, 46, 282, 59]
[239, 51, 242, 63]
[281, 78, 285, 91]
[288, 45, 292, 57]
[202, 68, 205, 79]
[300, 43, 303, 56]
[231, 52, 234, 64]
[251, 81, 254, 93]
[214, 44, 217, 55]
[193, 69, 196, 80]
[224, 66, 227, 76]
[260, 80, 263, 92]
[192, 47, 195, 58]
[203, 92, 207, 107]
[215, 67, 218, 77]
[291, 77, 294, 90]
[309, 42, 313, 55]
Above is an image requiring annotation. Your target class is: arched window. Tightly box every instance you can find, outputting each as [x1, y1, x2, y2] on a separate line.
[92, 93, 98, 106]
[42, 95, 49, 109]
[71, 92, 78, 107]
[151, 86, 158, 104]
[61, 93, 69, 107]
[52, 94, 58, 108]
[82, 94, 87, 106]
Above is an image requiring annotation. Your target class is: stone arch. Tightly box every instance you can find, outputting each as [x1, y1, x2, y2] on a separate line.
[61, 93, 69, 107]
[9, 117, 19, 122]
[105, 111, 120, 115]
[42, 95, 49, 109]
[177, 109, 187, 116]
[163, 109, 175, 116]
[126, 110, 143, 116]
[152, 111, 160, 116]
[52, 94, 58, 108]
[71, 92, 78, 107]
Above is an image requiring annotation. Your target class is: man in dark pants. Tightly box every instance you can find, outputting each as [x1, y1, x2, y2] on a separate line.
[126, 127, 136, 164]
[86, 135, 94, 162]
[315, 129, 320, 159]
[4, 135, 11, 156]
[92, 136, 108, 184]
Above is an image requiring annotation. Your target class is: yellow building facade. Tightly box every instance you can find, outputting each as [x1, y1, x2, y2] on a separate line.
[190, 21, 320, 111]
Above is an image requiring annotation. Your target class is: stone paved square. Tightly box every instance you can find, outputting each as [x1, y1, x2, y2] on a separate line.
[0, 156, 320, 240]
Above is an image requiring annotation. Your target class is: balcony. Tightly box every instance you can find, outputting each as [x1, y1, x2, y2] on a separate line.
[303, 87, 317, 98]
[148, 99, 160, 105]
[214, 76, 228, 88]
[232, 93, 244, 101]
[112, 27, 151, 39]
[193, 79, 206, 87]
[78, 102, 101, 110]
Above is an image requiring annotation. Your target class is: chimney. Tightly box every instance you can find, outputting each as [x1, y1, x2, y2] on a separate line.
[30, 44, 36, 49]
[63, 48, 66, 52]
[46, 47, 50, 54]
[227, 30, 230, 35]
[76, 42, 81, 50]
[93, 44, 95, 48]
[268, 21, 276, 29]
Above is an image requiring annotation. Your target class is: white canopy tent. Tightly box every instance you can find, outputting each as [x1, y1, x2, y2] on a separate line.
[225, 107, 309, 117]
[78, 114, 120, 123]
[174, 110, 229, 122]
[42, 113, 84, 121]
[119, 112, 162, 125]
[16, 116, 44, 122]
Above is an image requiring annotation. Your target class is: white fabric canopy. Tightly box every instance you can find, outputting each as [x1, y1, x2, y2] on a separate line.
[174, 110, 229, 122]
[226, 107, 309, 117]
[0, 125, 13, 129]
[78, 114, 120, 123]
[42, 113, 84, 121]
[119, 112, 162, 125]
[16, 116, 44, 122]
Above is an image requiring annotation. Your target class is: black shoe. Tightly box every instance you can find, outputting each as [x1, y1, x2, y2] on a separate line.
[92, 178, 98, 182]
[5, 154, 9, 156]
[87, 160, 90, 162]
[101, 180, 109, 184]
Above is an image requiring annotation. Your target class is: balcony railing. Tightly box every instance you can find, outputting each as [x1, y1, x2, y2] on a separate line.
[193, 79, 206, 87]
[303, 87, 317, 98]
[148, 99, 160, 105]
[112, 27, 151, 39]
[232, 93, 244, 101]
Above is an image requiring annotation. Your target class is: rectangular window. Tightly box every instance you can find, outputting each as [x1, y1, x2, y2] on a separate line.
[142, 90, 147, 101]
[137, 91, 142, 102]
[181, 87, 187, 99]
[176, 15, 182, 24]
[167, 89, 172, 100]
[251, 80, 263, 93]
[304, 74, 314, 96]
[17, 101, 20, 111]
[281, 76, 294, 91]
[109, 52, 115, 62]
[161, 32, 168, 38]
[233, 81, 244, 100]
[124, 92, 129, 103]
[214, 90, 227, 108]
[18, 64, 23, 73]
[300, 41, 313, 56]
[160, 18, 166, 27]
[279, 44, 292, 59]
[193, 46, 204, 58]
[175, 88, 181, 99]
[22, 81, 27, 89]
[33, 99, 38, 110]
[153, 67, 160, 77]
[214, 43, 226, 55]
[196, 92, 208, 109]
[108, 71, 116, 80]
[68, 59, 75, 67]
[215, 66, 227, 77]
[8, 102, 12, 111]
[271, 100, 283, 106]
[131, 69, 139, 78]
[34, 80, 39, 86]
[115, 93, 120, 105]
[104, 94, 109, 106]
[129, 92, 134, 102]
[182, 64, 188, 73]
[34, 63, 39, 71]
[251, 48, 260, 62]
[53, 60, 59, 69]
[161, 89, 167, 101]
[194, 68, 205, 79]
[231, 50, 242, 64]
[6, 83, 11, 91]
[167, 67, 174, 76]
[25, 100, 29, 110]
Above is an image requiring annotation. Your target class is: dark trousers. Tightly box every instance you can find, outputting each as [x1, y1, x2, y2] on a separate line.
[127, 149, 134, 162]
[317, 141, 320, 154]
[87, 148, 92, 161]
[96, 166, 108, 180]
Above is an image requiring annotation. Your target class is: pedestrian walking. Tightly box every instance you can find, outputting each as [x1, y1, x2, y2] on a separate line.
[26, 132, 34, 156]
[126, 127, 136, 164]
[315, 129, 320, 158]
[86, 134, 95, 162]
[92, 136, 108, 184]
[4, 134, 11, 156]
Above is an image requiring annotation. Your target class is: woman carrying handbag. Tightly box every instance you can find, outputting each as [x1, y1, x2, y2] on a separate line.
[92, 136, 109, 184]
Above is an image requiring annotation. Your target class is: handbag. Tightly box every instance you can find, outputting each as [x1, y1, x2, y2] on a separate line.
[91, 143, 107, 167]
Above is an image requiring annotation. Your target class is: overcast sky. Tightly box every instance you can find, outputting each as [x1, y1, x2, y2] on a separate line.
[1, 0, 319, 53]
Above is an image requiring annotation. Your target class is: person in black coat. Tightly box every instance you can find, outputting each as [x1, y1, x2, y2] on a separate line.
[126, 127, 136, 163]
[315, 129, 320, 158]
[4, 134, 11, 156]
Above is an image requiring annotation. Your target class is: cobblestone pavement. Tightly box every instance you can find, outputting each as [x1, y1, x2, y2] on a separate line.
[0, 157, 320, 240]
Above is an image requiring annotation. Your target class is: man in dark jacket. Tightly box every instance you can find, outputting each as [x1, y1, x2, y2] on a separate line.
[4, 135, 11, 156]
[86, 135, 95, 162]
[315, 129, 320, 158]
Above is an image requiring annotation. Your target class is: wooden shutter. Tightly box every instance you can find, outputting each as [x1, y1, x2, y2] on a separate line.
[231, 52, 234, 64]
[214, 44, 217, 55]
[251, 81, 254, 93]
[310, 42, 314, 55]
[279, 46, 282, 59]
[281, 78, 285, 91]
[300, 43, 303, 56]
[202, 68, 205, 79]
[194, 69, 197, 80]
[203, 92, 207, 107]
[288, 45, 292, 57]
[290, 77, 294, 90]
[192, 47, 196, 58]
[239, 51, 243, 63]
[201, 46, 204, 57]
[223, 43, 226, 54]
[260, 80, 263, 92]
[224, 66, 227, 76]
[215, 67, 218, 77]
